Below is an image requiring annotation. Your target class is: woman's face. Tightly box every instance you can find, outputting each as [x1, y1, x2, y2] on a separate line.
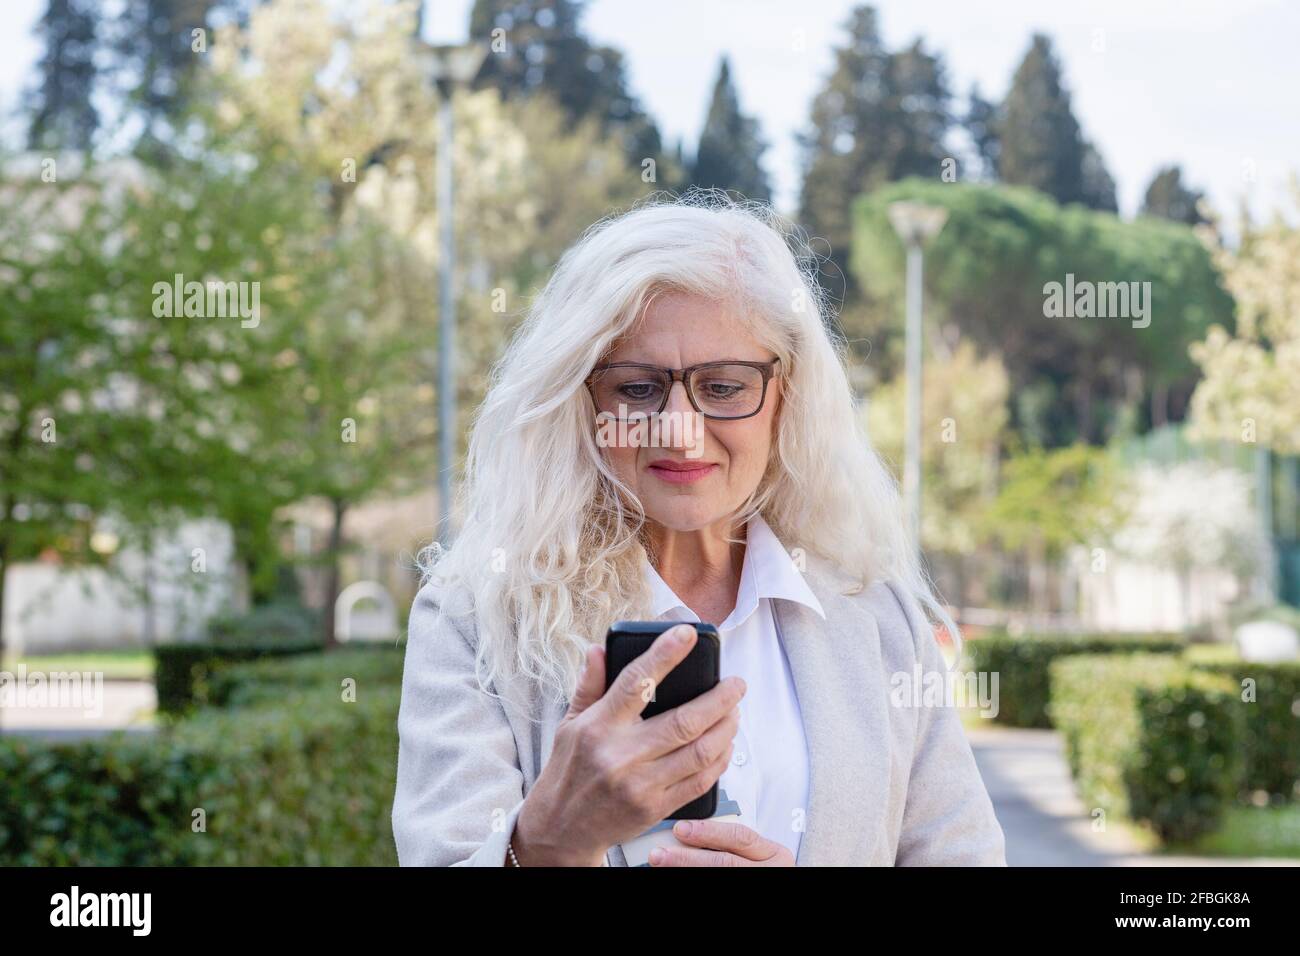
[594, 292, 782, 533]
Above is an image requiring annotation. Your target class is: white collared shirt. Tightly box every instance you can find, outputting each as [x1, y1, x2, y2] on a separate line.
[642, 514, 825, 861]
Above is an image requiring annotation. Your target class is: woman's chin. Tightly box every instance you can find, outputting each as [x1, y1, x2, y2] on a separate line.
[644, 501, 725, 533]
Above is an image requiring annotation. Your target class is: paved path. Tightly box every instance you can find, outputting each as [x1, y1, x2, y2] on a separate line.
[967, 724, 1299, 866]
[0, 679, 156, 741]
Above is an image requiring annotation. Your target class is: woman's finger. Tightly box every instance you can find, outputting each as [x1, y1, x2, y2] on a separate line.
[637, 676, 745, 759]
[599, 624, 698, 722]
[671, 819, 778, 861]
[564, 644, 606, 717]
[648, 707, 739, 784]
[648, 844, 748, 867]
[659, 743, 732, 814]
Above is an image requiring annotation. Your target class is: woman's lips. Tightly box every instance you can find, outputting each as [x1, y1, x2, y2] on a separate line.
[647, 461, 718, 484]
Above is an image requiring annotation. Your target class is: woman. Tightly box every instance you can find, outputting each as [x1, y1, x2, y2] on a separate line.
[392, 190, 1006, 867]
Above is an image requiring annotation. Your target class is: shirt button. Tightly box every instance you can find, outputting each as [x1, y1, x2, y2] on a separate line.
[732, 751, 748, 766]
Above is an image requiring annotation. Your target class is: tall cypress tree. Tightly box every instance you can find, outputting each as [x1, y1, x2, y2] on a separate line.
[1141, 165, 1207, 224]
[963, 83, 1000, 181]
[109, 0, 221, 159]
[689, 56, 771, 202]
[797, 5, 952, 300]
[1080, 141, 1118, 212]
[887, 39, 952, 178]
[25, 0, 100, 151]
[997, 33, 1088, 205]
[469, 0, 665, 169]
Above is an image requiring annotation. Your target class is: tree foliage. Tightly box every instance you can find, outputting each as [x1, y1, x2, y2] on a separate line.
[468, 0, 670, 174]
[995, 33, 1116, 212]
[1141, 165, 1208, 226]
[24, 0, 99, 150]
[797, 5, 952, 303]
[689, 56, 770, 202]
[1190, 181, 1300, 454]
[852, 179, 1235, 446]
[865, 340, 1009, 554]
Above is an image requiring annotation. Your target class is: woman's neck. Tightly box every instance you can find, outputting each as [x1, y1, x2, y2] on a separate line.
[646, 519, 747, 625]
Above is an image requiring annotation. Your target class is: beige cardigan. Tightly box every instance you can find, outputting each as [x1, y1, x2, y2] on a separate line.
[391, 554, 1007, 866]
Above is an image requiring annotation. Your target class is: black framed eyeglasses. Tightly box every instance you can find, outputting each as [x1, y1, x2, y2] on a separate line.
[586, 358, 780, 421]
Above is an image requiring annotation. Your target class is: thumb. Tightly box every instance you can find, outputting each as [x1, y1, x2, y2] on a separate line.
[565, 644, 607, 717]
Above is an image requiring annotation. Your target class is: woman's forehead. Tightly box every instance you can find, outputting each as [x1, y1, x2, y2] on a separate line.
[608, 293, 769, 361]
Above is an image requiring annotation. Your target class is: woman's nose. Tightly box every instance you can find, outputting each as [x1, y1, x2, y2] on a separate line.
[655, 382, 705, 453]
[663, 379, 694, 416]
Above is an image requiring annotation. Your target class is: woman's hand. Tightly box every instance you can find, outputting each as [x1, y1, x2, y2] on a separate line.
[648, 820, 796, 867]
[511, 624, 746, 866]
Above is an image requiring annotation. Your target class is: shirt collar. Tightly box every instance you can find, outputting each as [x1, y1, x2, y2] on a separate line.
[642, 514, 827, 630]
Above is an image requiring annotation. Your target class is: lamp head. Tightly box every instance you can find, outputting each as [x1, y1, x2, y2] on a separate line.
[887, 201, 949, 248]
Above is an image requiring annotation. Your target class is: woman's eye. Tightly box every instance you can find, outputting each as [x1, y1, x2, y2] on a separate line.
[618, 382, 661, 400]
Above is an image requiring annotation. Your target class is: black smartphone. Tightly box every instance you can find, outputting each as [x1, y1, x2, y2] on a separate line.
[604, 620, 722, 819]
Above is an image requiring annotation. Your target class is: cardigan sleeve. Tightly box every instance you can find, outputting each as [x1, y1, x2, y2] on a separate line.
[885, 581, 1008, 867]
[391, 582, 527, 867]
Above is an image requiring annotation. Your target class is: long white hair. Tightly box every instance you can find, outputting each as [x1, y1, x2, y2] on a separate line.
[419, 188, 957, 711]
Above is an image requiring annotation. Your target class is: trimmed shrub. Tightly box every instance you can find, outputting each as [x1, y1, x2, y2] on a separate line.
[0, 651, 402, 865]
[207, 644, 404, 709]
[964, 632, 1182, 728]
[153, 640, 322, 716]
[1190, 660, 1300, 801]
[206, 600, 322, 646]
[1050, 654, 1242, 843]
[175, 686, 401, 865]
[0, 734, 209, 865]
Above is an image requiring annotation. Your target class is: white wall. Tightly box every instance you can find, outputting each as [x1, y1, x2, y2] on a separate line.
[1075, 553, 1244, 632]
[2, 519, 241, 656]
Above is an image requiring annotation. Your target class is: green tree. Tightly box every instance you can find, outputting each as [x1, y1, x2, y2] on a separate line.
[1190, 180, 1300, 454]
[984, 443, 1126, 612]
[25, 0, 100, 150]
[797, 5, 952, 307]
[1, 169, 118, 676]
[866, 340, 1009, 557]
[1080, 141, 1118, 212]
[1141, 165, 1207, 225]
[107, 0, 225, 158]
[963, 83, 1000, 181]
[689, 56, 771, 202]
[0, 142, 317, 676]
[998, 34, 1116, 211]
[852, 179, 1235, 445]
[468, 0, 670, 174]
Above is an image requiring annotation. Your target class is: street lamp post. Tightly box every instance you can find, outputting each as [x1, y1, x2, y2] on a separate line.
[419, 42, 487, 548]
[887, 201, 948, 552]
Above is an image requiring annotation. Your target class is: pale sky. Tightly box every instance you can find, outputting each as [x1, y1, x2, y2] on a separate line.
[3, 0, 1297, 223]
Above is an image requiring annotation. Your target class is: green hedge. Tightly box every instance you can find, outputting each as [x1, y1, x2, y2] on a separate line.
[205, 600, 322, 646]
[964, 632, 1183, 728]
[0, 734, 208, 865]
[153, 640, 323, 716]
[0, 649, 403, 865]
[206, 644, 404, 709]
[1050, 654, 1242, 843]
[1190, 660, 1300, 801]
[174, 685, 401, 865]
